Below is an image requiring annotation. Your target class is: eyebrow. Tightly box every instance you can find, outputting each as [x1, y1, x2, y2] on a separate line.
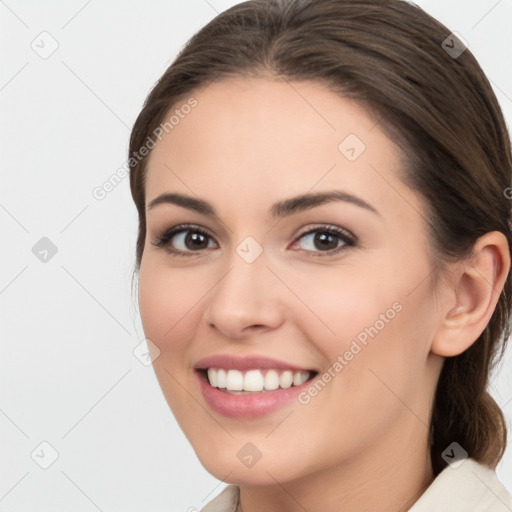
[146, 190, 380, 219]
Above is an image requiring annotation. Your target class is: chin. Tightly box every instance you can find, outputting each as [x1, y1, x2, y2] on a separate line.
[192, 440, 306, 486]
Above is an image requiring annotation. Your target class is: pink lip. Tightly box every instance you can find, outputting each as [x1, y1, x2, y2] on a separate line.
[195, 370, 315, 419]
[193, 354, 314, 372]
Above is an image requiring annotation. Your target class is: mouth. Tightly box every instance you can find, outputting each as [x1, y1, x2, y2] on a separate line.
[193, 354, 320, 417]
[197, 367, 319, 395]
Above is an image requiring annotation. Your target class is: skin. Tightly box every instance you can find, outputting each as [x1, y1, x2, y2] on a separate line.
[137, 76, 510, 512]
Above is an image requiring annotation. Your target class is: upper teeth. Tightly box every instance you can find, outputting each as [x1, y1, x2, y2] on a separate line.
[207, 368, 311, 391]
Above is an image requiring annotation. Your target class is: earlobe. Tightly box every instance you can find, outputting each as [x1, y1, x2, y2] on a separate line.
[431, 231, 510, 357]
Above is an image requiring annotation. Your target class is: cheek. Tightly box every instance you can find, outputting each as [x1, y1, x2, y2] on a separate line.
[277, 262, 403, 358]
[138, 259, 200, 361]
[139, 256, 191, 328]
[137, 259, 206, 420]
[289, 257, 436, 403]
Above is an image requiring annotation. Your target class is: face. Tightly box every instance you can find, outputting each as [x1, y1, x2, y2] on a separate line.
[138, 76, 444, 486]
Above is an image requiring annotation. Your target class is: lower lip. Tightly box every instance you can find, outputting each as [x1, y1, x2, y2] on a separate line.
[196, 370, 314, 419]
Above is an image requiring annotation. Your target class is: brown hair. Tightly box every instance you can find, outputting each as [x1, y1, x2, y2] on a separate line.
[128, 0, 512, 475]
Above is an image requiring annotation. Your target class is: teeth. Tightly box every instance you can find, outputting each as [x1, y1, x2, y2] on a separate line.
[205, 368, 311, 391]
[280, 370, 293, 389]
[293, 371, 304, 386]
[207, 368, 217, 387]
[226, 369, 244, 391]
[264, 369, 280, 390]
[244, 369, 264, 391]
[217, 368, 227, 388]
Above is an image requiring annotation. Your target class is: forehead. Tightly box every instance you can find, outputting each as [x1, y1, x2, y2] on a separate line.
[144, 76, 416, 221]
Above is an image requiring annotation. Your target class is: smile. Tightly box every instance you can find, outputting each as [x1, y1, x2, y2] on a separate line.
[205, 368, 312, 393]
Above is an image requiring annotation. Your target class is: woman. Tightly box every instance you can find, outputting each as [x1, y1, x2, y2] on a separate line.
[128, 0, 512, 510]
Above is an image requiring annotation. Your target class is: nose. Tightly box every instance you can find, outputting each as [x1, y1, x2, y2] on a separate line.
[202, 251, 285, 340]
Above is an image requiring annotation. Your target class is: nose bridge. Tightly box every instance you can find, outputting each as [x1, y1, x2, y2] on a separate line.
[214, 237, 271, 309]
[203, 236, 284, 336]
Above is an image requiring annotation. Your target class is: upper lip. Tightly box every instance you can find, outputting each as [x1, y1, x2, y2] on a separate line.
[193, 354, 316, 372]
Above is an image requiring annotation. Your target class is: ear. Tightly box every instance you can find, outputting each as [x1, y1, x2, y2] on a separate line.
[431, 231, 510, 357]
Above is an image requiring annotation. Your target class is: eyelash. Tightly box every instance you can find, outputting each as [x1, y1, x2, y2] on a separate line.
[151, 223, 357, 258]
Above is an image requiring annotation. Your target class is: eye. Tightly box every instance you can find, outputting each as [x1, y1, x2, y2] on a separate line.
[290, 225, 356, 257]
[151, 223, 356, 258]
[151, 224, 217, 256]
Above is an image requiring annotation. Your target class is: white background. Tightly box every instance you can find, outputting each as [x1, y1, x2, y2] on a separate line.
[1, 0, 511, 510]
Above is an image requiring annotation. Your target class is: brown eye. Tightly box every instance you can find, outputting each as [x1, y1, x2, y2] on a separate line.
[152, 224, 217, 256]
[292, 225, 356, 257]
[152, 223, 356, 258]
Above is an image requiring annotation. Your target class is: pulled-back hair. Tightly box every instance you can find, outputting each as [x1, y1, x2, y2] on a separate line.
[128, 0, 512, 475]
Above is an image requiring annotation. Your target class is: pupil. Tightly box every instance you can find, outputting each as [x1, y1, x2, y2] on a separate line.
[187, 232, 207, 250]
[315, 232, 337, 250]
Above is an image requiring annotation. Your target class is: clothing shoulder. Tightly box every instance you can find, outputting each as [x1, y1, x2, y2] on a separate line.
[200, 484, 239, 512]
[409, 458, 512, 511]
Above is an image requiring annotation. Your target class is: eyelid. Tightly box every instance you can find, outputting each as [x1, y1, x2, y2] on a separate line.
[151, 222, 357, 257]
[293, 223, 356, 244]
[151, 223, 217, 255]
